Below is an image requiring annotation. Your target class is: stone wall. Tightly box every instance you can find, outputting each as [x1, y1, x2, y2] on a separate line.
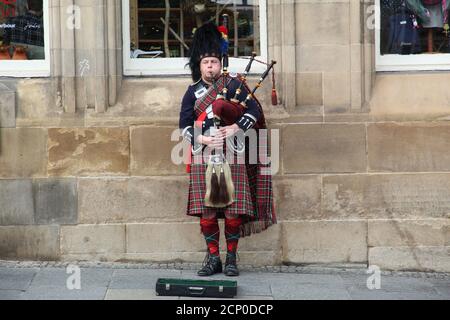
[0, 0, 449, 272]
[1, 105, 449, 271]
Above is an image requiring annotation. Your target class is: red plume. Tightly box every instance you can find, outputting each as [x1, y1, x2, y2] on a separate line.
[217, 25, 228, 36]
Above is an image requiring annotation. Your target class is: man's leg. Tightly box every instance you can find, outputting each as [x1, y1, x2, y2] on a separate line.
[198, 217, 222, 276]
[200, 217, 220, 256]
[224, 216, 243, 276]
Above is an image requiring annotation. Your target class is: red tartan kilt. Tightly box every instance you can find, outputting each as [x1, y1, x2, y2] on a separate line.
[186, 131, 275, 223]
[187, 161, 256, 218]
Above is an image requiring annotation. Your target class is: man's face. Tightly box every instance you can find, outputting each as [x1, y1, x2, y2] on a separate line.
[200, 57, 221, 81]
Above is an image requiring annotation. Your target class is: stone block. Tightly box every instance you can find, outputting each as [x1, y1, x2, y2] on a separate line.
[0, 179, 78, 226]
[296, 2, 350, 46]
[273, 176, 321, 220]
[350, 71, 363, 110]
[123, 251, 280, 266]
[323, 174, 450, 220]
[0, 84, 15, 128]
[234, 251, 281, 266]
[86, 78, 191, 126]
[223, 224, 281, 252]
[78, 177, 189, 224]
[13, 78, 85, 128]
[297, 45, 350, 73]
[368, 219, 450, 247]
[33, 179, 78, 225]
[130, 126, 185, 176]
[48, 128, 129, 176]
[60, 224, 125, 255]
[0, 226, 60, 260]
[0, 128, 47, 178]
[127, 222, 281, 264]
[368, 123, 450, 172]
[369, 73, 450, 118]
[296, 72, 323, 106]
[282, 124, 366, 174]
[351, 45, 362, 73]
[0, 180, 34, 225]
[78, 178, 128, 224]
[15, 79, 56, 120]
[282, 220, 368, 264]
[369, 246, 450, 273]
[323, 72, 351, 112]
[126, 223, 204, 254]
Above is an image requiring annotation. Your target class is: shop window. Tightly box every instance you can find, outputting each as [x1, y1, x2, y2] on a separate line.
[122, 0, 267, 76]
[376, 0, 450, 71]
[0, 0, 50, 77]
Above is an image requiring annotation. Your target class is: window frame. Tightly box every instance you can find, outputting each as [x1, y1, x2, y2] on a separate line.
[0, 0, 51, 77]
[375, 0, 450, 72]
[122, 0, 268, 76]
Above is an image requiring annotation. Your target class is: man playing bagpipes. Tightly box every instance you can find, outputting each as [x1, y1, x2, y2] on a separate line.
[179, 18, 277, 277]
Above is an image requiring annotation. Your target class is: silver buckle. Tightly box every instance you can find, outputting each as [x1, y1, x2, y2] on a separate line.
[209, 154, 223, 165]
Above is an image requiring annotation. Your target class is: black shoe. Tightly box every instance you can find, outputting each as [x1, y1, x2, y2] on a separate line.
[197, 253, 222, 276]
[224, 253, 239, 277]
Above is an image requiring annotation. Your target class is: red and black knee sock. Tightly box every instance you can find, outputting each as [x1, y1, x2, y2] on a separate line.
[225, 217, 243, 258]
[200, 218, 220, 257]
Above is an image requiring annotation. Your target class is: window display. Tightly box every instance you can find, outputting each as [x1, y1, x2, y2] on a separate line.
[129, 0, 260, 59]
[380, 0, 450, 55]
[0, 0, 45, 60]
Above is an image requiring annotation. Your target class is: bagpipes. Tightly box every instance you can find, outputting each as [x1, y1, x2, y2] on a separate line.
[203, 14, 277, 208]
[212, 15, 277, 127]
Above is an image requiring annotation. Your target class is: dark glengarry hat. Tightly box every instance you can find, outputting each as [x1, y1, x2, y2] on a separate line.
[188, 22, 223, 82]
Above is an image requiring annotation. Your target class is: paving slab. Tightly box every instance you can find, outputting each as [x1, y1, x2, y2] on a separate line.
[0, 290, 24, 300]
[432, 286, 450, 299]
[21, 286, 108, 300]
[0, 268, 38, 290]
[0, 263, 449, 300]
[109, 269, 182, 289]
[270, 283, 351, 300]
[29, 268, 113, 288]
[340, 274, 439, 294]
[346, 288, 445, 300]
[105, 289, 179, 300]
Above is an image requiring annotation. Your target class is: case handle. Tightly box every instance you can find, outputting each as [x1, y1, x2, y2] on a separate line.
[187, 286, 207, 296]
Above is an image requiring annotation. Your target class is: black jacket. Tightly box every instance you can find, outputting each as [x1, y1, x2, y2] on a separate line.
[179, 76, 261, 147]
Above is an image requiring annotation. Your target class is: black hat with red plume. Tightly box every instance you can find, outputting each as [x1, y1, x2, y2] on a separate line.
[188, 22, 223, 82]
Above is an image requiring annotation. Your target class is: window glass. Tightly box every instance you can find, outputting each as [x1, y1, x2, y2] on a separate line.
[129, 0, 261, 59]
[380, 0, 450, 55]
[0, 0, 45, 61]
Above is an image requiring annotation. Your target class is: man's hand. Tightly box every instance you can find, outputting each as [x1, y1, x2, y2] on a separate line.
[196, 124, 240, 148]
[196, 134, 224, 148]
[218, 124, 240, 139]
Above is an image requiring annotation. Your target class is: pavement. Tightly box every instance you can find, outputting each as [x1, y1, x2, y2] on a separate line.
[0, 261, 449, 300]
